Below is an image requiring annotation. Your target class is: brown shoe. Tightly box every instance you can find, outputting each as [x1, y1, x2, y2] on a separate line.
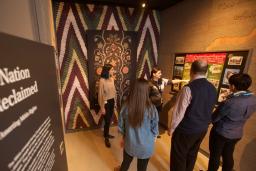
[114, 165, 120, 171]
[104, 134, 115, 139]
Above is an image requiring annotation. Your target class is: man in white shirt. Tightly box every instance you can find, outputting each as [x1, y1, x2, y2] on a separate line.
[168, 60, 217, 171]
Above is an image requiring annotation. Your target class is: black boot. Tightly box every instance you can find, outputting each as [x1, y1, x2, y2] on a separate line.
[107, 134, 115, 139]
[105, 138, 111, 148]
[104, 134, 115, 139]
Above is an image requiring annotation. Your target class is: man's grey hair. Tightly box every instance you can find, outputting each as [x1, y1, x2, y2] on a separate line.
[191, 60, 208, 75]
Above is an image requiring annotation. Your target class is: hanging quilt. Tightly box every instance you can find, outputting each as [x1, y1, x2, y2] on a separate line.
[87, 30, 137, 113]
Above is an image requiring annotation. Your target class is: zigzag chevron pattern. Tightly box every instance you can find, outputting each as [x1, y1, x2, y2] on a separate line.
[53, 1, 160, 131]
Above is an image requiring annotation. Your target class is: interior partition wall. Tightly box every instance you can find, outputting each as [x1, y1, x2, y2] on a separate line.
[52, 1, 160, 131]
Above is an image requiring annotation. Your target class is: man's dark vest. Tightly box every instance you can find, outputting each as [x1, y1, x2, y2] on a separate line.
[177, 78, 217, 134]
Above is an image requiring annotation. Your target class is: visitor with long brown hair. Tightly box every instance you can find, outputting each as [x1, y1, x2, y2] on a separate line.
[117, 78, 159, 171]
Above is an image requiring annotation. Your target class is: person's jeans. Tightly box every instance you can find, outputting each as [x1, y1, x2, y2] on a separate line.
[103, 98, 114, 138]
[120, 150, 149, 171]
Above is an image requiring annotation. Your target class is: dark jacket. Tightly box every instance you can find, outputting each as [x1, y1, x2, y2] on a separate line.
[212, 91, 256, 139]
[149, 79, 162, 107]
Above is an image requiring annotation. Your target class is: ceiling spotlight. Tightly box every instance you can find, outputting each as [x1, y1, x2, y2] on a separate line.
[142, 3, 146, 8]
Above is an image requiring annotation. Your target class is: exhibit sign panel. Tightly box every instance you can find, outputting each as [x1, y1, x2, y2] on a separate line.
[0, 33, 68, 171]
[172, 51, 249, 102]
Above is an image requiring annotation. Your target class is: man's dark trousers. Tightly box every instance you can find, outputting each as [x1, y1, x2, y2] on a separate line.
[170, 128, 207, 171]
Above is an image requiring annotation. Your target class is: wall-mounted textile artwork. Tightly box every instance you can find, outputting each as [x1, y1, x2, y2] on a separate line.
[87, 30, 137, 112]
[52, 1, 160, 131]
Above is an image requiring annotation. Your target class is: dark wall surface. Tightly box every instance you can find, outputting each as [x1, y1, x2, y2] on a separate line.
[0, 33, 67, 171]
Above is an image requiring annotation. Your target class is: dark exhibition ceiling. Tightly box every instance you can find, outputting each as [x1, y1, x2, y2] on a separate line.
[56, 0, 183, 10]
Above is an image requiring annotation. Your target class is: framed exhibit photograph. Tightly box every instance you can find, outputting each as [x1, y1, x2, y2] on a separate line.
[222, 68, 240, 85]
[175, 56, 185, 64]
[218, 88, 231, 102]
[207, 64, 224, 89]
[228, 55, 243, 66]
[173, 66, 184, 77]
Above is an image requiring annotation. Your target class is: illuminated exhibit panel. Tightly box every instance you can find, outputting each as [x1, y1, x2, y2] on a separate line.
[172, 51, 249, 102]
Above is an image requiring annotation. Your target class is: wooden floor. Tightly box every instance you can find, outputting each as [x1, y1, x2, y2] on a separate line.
[64, 127, 220, 171]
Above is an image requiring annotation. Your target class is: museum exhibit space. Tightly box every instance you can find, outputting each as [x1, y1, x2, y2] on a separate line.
[0, 0, 256, 170]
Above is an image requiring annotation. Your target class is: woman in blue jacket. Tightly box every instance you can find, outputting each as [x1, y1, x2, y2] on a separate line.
[118, 78, 159, 171]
